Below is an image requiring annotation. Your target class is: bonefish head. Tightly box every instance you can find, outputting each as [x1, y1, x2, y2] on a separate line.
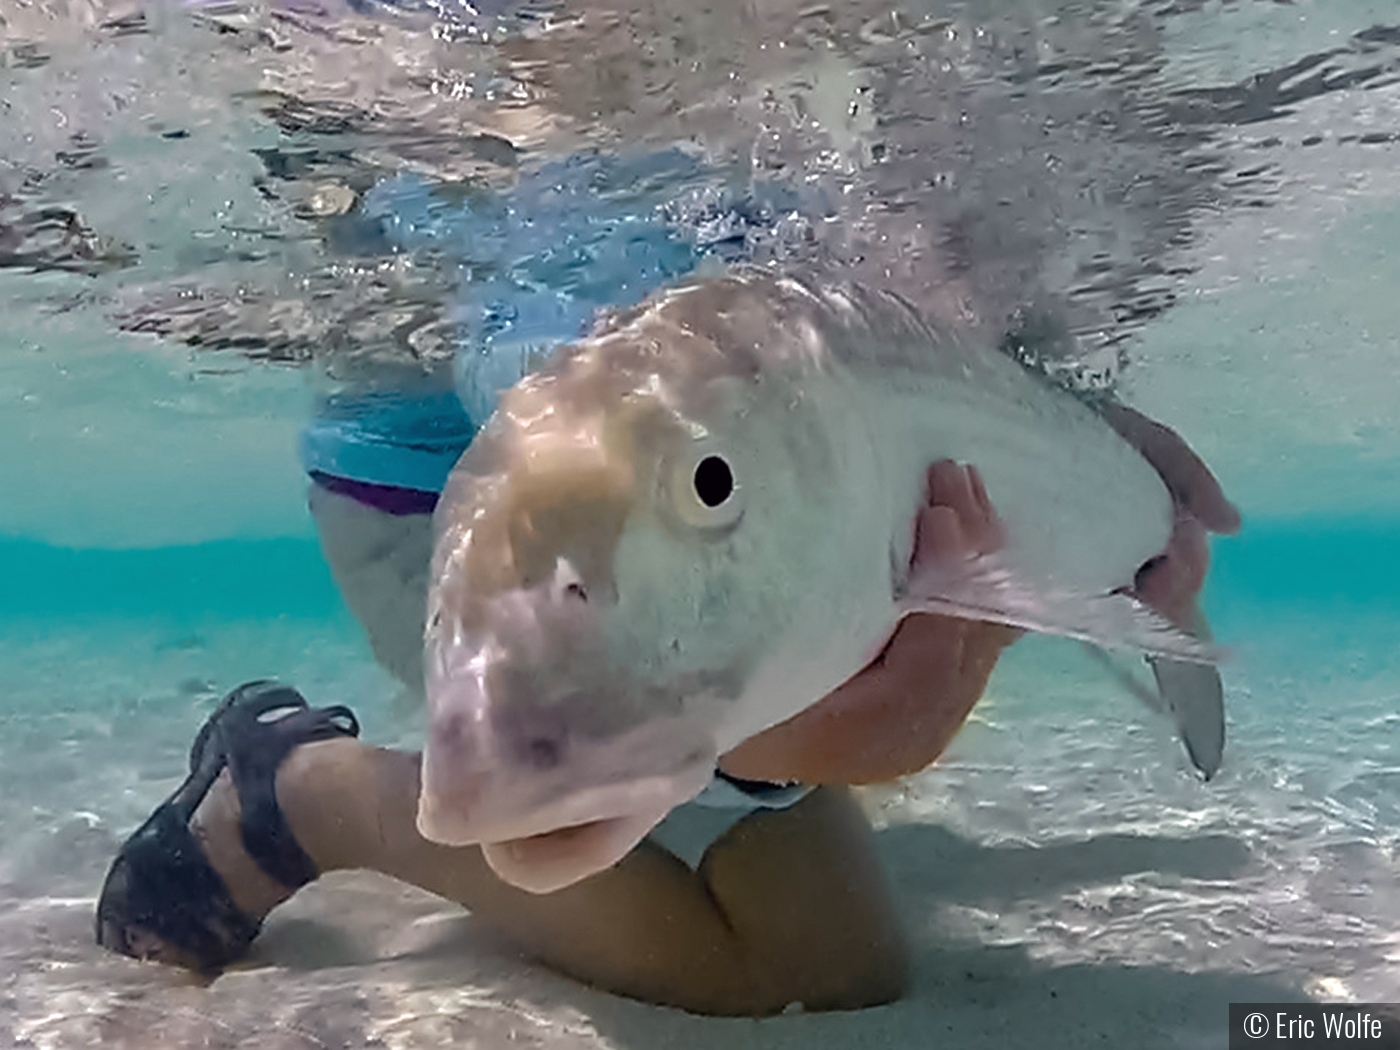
[418, 276, 853, 892]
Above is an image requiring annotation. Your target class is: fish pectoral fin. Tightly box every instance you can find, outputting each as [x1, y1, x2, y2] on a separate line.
[904, 555, 1228, 779]
[897, 552, 1220, 664]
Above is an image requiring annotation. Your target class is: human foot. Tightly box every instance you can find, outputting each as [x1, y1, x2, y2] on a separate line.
[95, 681, 359, 972]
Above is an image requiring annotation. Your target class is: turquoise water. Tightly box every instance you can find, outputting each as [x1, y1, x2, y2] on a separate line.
[3, 515, 1396, 619]
[3, 0, 1400, 1047]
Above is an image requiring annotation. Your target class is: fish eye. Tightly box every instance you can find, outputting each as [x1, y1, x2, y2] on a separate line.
[693, 455, 734, 508]
[667, 445, 744, 532]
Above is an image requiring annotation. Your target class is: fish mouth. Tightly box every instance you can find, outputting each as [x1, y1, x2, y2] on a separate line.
[477, 807, 674, 895]
[416, 758, 714, 844]
[416, 741, 716, 893]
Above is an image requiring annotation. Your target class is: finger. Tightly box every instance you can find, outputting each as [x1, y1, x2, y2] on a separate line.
[1134, 516, 1210, 627]
[964, 463, 1006, 555]
[1170, 514, 1211, 593]
[925, 460, 976, 519]
[1099, 403, 1242, 535]
[913, 504, 969, 569]
[967, 463, 994, 520]
[926, 460, 1003, 556]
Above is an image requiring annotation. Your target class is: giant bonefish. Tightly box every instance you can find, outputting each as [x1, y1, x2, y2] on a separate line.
[418, 271, 1224, 893]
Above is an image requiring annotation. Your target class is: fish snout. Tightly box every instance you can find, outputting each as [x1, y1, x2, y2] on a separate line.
[417, 690, 494, 845]
[488, 695, 576, 773]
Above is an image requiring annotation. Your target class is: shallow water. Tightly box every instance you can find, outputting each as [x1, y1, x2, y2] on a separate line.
[2, 0, 1399, 1046]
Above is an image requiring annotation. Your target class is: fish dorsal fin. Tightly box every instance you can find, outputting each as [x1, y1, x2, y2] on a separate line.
[897, 552, 1220, 665]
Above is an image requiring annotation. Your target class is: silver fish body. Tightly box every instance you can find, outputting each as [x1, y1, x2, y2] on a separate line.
[418, 271, 1201, 891]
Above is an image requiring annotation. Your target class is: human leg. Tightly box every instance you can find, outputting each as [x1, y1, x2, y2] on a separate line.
[308, 483, 434, 695]
[99, 688, 906, 1016]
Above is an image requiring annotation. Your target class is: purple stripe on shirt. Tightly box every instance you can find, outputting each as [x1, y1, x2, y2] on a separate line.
[310, 471, 441, 516]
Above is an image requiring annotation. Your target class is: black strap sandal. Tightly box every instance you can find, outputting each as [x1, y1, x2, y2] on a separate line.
[95, 680, 360, 973]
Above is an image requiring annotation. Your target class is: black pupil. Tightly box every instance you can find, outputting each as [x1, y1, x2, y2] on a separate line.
[693, 455, 734, 509]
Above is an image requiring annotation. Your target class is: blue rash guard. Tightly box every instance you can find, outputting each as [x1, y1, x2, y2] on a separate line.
[302, 148, 803, 498]
[302, 150, 813, 813]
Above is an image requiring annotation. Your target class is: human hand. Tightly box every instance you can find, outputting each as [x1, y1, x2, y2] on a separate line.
[1099, 402, 1240, 628]
[719, 461, 1017, 786]
[1098, 402, 1241, 537]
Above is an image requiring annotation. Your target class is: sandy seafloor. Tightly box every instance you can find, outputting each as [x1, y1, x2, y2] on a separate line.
[3, 3, 1400, 1044]
[0, 529, 1395, 1050]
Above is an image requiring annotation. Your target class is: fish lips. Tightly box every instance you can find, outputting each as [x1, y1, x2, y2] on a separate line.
[417, 658, 718, 893]
[417, 735, 716, 895]
[477, 806, 678, 895]
[420, 765, 710, 895]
